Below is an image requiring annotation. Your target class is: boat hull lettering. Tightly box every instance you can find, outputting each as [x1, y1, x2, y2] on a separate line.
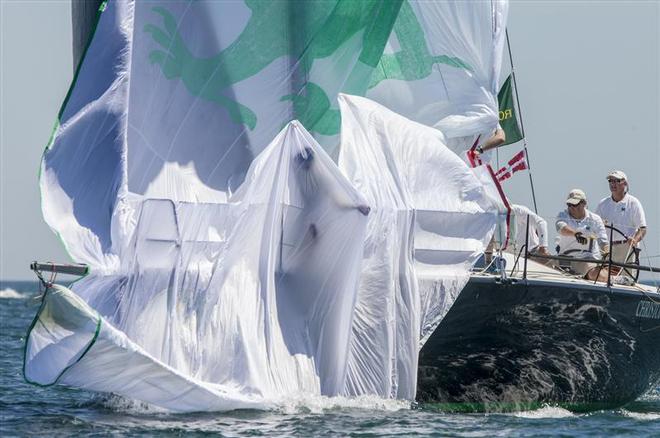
[636, 300, 660, 320]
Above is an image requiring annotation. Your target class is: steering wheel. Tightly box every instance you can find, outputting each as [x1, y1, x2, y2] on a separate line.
[605, 225, 640, 281]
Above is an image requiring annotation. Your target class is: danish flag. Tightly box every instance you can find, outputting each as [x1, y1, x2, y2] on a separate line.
[495, 150, 527, 182]
[465, 135, 483, 168]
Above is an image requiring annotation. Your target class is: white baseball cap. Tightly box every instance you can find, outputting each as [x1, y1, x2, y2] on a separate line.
[607, 170, 627, 181]
[566, 189, 587, 205]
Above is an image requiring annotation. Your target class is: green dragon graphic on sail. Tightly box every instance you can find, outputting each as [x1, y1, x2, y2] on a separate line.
[145, 0, 472, 136]
[369, 0, 472, 88]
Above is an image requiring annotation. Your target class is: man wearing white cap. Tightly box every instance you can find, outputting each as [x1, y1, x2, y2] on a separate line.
[596, 170, 647, 276]
[555, 189, 609, 276]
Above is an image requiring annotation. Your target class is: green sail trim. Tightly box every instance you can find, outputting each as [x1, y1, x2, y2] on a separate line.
[22, 285, 102, 388]
[38, 1, 108, 264]
[56, 0, 108, 123]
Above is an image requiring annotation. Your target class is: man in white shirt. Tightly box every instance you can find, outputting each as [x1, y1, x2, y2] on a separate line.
[555, 189, 609, 276]
[596, 170, 647, 277]
[510, 204, 549, 256]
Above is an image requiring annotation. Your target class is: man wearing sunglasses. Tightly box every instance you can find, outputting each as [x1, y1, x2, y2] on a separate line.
[596, 170, 647, 277]
[555, 189, 609, 276]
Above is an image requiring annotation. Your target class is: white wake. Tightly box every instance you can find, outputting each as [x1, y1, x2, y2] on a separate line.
[0, 288, 30, 299]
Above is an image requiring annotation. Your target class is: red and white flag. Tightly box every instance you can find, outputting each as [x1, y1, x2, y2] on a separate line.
[465, 135, 483, 168]
[495, 150, 527, 182]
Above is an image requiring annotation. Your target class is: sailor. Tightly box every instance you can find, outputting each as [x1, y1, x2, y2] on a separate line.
[510, 204, 549, 256]
[445, 125, 506, 165]
[555, 189, 609, 276]
[595, 170, 647, 277]
[473, 126, 506, 157]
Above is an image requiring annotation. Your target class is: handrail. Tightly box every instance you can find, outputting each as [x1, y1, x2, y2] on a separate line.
[523, 254, 660, 274]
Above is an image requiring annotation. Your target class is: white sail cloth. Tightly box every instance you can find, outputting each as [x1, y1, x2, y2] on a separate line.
[23, 284, 267, 412]
[338, 94, 497, 399]
[30, 0, 510, 411]
[26, 122, 369, 410]
[28, 93, 499, 410]
[40, 0, 507, 272]
[367, 0, 509, 152]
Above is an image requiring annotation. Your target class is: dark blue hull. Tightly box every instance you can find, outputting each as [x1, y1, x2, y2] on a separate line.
[417, 277, 660, 410]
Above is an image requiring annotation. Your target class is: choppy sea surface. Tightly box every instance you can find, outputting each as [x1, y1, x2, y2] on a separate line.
[1, 280, 658, 437]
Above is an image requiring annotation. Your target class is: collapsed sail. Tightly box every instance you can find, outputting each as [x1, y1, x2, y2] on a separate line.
[23, 284, 267, 412]
[367, 0, 509, 151]
[42, 0, 403, 270]
[31, 0, 510, 411]
[41, 0, 507, 269]
[27, 121, 369, 409]
[338, 94, 497, 399]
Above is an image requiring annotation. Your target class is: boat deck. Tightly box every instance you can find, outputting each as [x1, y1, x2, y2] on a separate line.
[471, 251, 660, 295]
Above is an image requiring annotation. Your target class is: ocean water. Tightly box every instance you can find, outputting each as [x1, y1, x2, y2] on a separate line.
[1, 280, 658, 437]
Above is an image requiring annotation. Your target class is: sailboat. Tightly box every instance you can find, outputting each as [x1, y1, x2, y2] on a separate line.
[25, 0, 659, 412]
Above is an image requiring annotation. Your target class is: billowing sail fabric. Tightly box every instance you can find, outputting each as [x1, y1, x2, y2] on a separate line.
[23, 284, 267, 412]
[32, 0, 510, 410]
[40, 0, 132, 269]
[41, 0, 403, 271]
[367, 0, 508, 152]
[127, 0, 404, 199]
[40, 0, 507, 269]
[337, 96, 418, 399]
[26, 122, 369, 410]
[338, 95, 497, 398]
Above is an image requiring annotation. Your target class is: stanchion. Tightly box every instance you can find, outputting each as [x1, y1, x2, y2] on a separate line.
[607, 226, 614, 287]
[523, 214, 529, 280]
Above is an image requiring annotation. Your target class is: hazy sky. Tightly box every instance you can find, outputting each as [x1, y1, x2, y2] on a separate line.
[1, 0, 658, 280]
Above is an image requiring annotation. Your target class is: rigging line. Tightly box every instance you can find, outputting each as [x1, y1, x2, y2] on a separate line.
[505, 28, 539, 215]
[505, 30, 526, 139]
[638, 240, 660, 268]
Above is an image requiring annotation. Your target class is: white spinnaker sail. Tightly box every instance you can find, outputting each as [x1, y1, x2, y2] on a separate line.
[42, 0, 404, 270]
[32, 0, 509, 410]
[27, 121, 369, 409]
[367, 0, 508, 148]
[338, 94, 497, 399]
[23, 284, 267, 412]
[41, 0, 506, 269]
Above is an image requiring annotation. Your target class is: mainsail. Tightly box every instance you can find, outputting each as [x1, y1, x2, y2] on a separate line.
[29, 0, 509, 410]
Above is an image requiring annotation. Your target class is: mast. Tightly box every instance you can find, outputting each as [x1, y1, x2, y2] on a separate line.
[505, 29, 539, 214]
[71, 0, 104, 70]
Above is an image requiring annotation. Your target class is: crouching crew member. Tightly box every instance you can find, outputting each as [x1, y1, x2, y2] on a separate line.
[555, 189, 609, 276]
